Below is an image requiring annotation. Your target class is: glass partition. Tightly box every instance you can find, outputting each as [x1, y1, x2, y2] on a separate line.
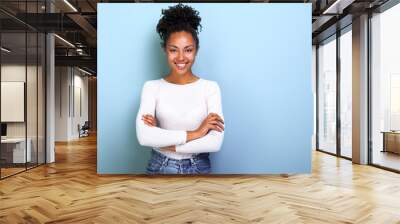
[339, 28, 352, 158]
[1, 31, 28, 177]
[371, 3, 400, 171]
[0, 1, 46, 179]
[317, 35, 337, 155]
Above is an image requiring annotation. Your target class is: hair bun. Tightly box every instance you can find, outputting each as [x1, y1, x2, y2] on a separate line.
[156, 4, 202, 49]
[160, 3, 202, 33]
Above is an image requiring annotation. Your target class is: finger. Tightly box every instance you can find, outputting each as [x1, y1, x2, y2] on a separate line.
[142, 115, 151, 122]
[211, 125, 223, 132]
[209, 124, 225, 132]
[214, 122, 224, 131]
[207, 124, 223, 132]
[143, 114, 155, 119]
[216, 122, 224, 131]
[149, 117, 157, 126]
[143, 114, 155, 120]
[141, 117, 149, 123]
[148, 116, 157, 125]
[143, 116, 154, 122]
[208, 120, 224, 128]
[144, 116, 154, 123]
[143, 119, 153, 126]
[213, 114, 224, 123]
[208, 116, 224, 124]
[143, 118, 155, 127]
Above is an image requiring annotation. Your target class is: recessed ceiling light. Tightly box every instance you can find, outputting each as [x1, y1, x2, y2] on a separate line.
[78, 67, 93, 76]
[63, 0, 78, 12]
[323, 0, 354, 15]
[1, 47, 11, 53]
[54, 34, 75, 48]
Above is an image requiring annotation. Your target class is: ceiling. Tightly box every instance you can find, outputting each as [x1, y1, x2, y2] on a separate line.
[0, 0, 393, 75]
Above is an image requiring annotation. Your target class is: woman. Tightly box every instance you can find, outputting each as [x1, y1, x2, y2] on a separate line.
[136, 4, 224, 174]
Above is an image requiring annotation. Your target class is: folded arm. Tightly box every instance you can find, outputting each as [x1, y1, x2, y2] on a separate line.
[136, 81, 187, 148]
[175, 129, 224, 153]
[148, 112, 224, 153]
[175, 81, 224, 153]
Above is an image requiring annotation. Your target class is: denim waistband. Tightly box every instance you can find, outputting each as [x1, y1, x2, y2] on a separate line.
[151, 150, 209, 165]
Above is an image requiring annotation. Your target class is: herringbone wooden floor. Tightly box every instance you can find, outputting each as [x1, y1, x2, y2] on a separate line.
[1, 134, 400, 224]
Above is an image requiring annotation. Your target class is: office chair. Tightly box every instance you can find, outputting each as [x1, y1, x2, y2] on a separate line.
[79, 121, 90, 138]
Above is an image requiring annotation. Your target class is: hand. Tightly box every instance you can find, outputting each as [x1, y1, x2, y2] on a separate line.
[160, 145, 176, 152]
[193, 113, 224, 139]
[142, 114, 157, 127]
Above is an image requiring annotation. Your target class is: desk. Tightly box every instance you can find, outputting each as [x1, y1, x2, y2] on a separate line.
[381, 131, 400, 154]
[1, 138, 31, 163]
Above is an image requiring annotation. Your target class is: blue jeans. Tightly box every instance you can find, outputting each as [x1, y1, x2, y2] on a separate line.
[146, 150, 211, 174]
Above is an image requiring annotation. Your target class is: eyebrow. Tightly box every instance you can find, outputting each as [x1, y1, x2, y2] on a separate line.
[167, 45, 194, 49]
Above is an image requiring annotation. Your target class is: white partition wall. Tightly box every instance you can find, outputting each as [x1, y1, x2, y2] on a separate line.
[1, 82, 24, 122]
[55, 67, 89, 141]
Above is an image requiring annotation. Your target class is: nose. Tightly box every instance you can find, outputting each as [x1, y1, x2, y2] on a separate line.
[177, 51, 184, 61]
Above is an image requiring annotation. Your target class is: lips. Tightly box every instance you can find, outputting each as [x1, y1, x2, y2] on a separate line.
[175, 63, 187, 70]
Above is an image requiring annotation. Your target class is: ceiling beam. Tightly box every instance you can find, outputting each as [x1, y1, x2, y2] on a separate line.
[323, 0, 356, 14]
[67, 13, 97, 43]
[55, 55, 96, 70]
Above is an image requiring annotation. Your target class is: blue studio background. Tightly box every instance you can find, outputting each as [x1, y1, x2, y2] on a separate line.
[98, 3, 312, 174]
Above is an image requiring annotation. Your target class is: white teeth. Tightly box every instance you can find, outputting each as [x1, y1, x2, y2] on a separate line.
[176, 63, 186, 68]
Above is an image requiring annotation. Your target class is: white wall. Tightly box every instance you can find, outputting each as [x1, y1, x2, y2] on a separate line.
[1, 65, 42, 137]
[55, 67, 89, 141]
[312, 45, 316, 150]
[72, 72, 89, 138]
[55, 66, 69, 141]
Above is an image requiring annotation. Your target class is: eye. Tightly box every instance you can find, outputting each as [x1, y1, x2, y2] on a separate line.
[169, 49, 177, 53]
[185, 49, 193, 53]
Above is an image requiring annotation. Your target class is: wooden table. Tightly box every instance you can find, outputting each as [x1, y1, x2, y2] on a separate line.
[1, 138, 31, 164]
[381, 131, 400, 154]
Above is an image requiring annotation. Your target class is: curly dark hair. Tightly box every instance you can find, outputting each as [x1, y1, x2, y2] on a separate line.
[156, 3, 202, 49]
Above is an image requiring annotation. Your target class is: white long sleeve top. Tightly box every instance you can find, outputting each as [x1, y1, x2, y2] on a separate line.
[136, 78, 224, 160]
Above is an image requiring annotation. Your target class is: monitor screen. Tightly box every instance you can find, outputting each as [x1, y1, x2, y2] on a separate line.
[1, 123, 7, 137]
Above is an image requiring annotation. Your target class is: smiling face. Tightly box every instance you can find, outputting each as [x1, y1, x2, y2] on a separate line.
[165, 31, 197, 76]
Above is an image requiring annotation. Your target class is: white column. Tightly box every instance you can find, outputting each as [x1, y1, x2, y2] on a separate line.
[46, 33, 55, 163]
[45, 0, 55, 163]
[352, 14, 369, 164]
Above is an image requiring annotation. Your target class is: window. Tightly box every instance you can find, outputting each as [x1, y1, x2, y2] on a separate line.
[317, 36, 337, 154]
[339, 28, 352, 158]
[371, 2, 400, 171]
